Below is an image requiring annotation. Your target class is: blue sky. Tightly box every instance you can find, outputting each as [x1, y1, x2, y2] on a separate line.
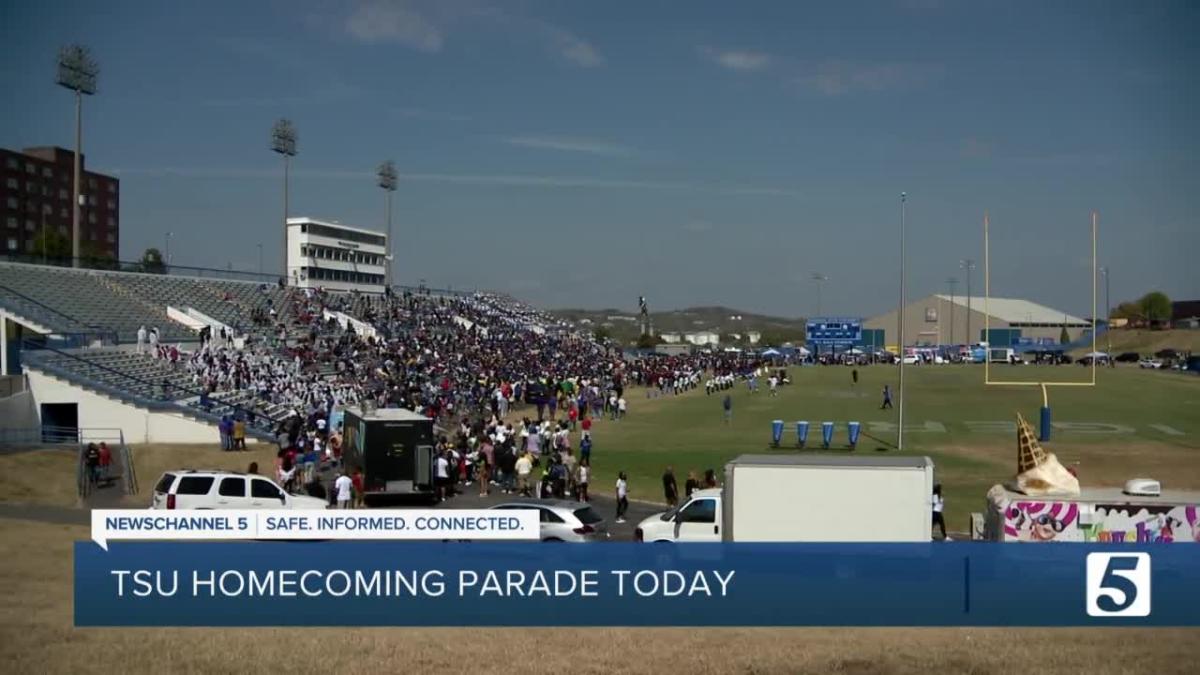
[2, 0, 1196, 317]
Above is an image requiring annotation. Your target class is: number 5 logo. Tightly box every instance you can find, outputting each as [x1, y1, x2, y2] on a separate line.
[1086, 553, 1151, 617]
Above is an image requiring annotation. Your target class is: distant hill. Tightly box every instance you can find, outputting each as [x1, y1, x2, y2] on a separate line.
[550, 306, 807, 345]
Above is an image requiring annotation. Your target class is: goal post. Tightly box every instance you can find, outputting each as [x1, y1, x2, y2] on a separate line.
[982, 211, 1098, 440]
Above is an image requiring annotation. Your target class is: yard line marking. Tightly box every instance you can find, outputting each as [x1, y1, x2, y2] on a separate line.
[1149, 424, 1185, 436]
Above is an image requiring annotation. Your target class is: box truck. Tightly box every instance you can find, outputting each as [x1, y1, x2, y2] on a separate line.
[340, 407, 436, 503]
[635, 454, 935, 542]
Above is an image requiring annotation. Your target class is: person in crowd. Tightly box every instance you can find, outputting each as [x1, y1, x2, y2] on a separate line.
[704, 468, 718, 489]
[136, 325, 147, 354]
[97, 442, 112, 482]
[662, 466, 679, 507]
[685, 470, 700, 498]
[85, 443, 100, 485]
[576, 458, 590, 502]
[932, 484, 949, 541]
[247, 461, 259, 475]
[232, 417, 246, 450]
[515, 450, 533, 497]
[352, 468, 365, 508]
[477, 453, 491, 497]
[334, 471, 353, 509]
[434, 449, 451, 502]
[615, 471, 629, 523]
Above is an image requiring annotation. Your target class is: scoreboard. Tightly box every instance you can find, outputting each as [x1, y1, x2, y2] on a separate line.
[806, 317, 863, 346]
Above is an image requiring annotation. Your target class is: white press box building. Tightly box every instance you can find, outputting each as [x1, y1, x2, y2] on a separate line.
[285, 217, 388, 293]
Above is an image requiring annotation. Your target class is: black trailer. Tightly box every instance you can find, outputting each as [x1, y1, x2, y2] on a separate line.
[341, 407, 436, 502]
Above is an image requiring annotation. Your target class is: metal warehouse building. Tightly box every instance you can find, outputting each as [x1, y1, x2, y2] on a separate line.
[864, 295, 1091, 348]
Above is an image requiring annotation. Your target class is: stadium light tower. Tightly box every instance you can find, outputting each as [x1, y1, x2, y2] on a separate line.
[1100, 266, 1111, 355]
[960, 258, 977, 344]
[55, 44, 98, 269]
[946, 277, 958, 345]
[897, 193, 907, 452]
[377, 160, 398, 287]
[811, 273, 829, 316]
[270, 118, 298, 279]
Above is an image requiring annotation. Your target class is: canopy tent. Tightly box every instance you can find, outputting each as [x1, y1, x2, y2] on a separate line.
[1083, 351, 1109, 358]
[761, 348, 782, 357]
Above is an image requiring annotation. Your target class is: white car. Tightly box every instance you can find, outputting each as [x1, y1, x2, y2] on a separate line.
[490, 499, 610, 542]
[899, 355, 920, 365]
[150, 470, 328, 510]
[1138, 358, 1163, 369]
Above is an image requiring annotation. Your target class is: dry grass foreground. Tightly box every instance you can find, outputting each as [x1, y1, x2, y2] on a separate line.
[1, 517, 1197, 675]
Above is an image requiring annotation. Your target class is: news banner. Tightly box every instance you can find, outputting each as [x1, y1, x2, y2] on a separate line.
[76, 510, 1200, 627]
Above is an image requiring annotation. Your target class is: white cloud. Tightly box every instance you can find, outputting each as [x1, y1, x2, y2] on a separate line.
[699, 47, 771, 72]
[501, 135, 634, 156]
[344, 1, 444, 52]
[792, 61, 945, 96]
[541, 24, 603, 67]
[338, 2, 601, 67]
[104, 167, 801, 197]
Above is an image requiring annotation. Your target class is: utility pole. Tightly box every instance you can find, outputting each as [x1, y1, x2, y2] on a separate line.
[56, 45, 98, 269]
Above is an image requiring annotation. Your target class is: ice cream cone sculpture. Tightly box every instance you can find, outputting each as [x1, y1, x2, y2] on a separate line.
[1007, 413, 1080, 496]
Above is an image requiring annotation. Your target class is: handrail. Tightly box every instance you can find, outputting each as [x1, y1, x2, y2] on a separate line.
[0, 282, 110, 332]
[21, 343, 284, 432]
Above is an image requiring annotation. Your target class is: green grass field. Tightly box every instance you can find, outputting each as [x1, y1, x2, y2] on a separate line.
[579, 364, 1200, 531]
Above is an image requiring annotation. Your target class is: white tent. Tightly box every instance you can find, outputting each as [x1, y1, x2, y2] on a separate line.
[1083, 351, 1109, 358]
[846, 347, 864, 355]
[797, 346, 811, 356]
[761, 348, 782, 357]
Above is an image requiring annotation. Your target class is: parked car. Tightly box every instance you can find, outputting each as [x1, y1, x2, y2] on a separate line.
[1139, 358, 1163, 369]
[490, 499, 610, 542]
[1114, 352, 1140, 363]
[150, 470, 328, 510]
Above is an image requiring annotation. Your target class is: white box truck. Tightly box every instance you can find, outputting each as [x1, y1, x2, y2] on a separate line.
[635, 454, 935, 543]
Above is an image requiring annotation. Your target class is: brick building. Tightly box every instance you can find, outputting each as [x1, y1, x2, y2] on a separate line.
[0, 146, 119, 259]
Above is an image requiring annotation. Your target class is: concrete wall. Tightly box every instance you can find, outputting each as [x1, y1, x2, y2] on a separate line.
[0, 390, 37, 431]
[24, 368, 219, 444]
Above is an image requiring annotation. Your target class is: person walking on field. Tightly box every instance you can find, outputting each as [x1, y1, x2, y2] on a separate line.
[851, 368, 859, 387]
[615, 471, 629, 523]
[880, 384, 893, 410]
[722, 394, 732, 425]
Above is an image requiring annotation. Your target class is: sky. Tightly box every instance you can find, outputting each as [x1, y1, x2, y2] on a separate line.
[1, 0, 1197, 318]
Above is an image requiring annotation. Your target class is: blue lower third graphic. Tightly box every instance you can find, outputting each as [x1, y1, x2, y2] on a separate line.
[74, 542, 1200, 626]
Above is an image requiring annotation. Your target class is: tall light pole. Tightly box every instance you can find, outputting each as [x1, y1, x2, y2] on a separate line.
[811, 273, 829, 316]
[960, 258, 976, 345]
[270, 118, 297, 281]
[56, 45, 98, 269]
[377, 160, 397, 287]
[897, 193, 907, 451]
[946, 277, 958, 345]
[1100, 266, 1111, 355]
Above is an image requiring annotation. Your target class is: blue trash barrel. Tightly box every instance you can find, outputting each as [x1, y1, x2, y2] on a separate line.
[796, 421, 809, 447]
[771, 419, 784, 447]
[847, 421, 861, 449]
[821, 421, 834, 449]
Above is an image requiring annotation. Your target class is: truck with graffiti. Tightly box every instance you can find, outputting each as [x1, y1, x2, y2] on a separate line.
[982, 486, 1200, 543]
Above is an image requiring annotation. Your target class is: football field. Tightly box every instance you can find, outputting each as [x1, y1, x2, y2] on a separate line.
[586, 364, 1200, 529]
